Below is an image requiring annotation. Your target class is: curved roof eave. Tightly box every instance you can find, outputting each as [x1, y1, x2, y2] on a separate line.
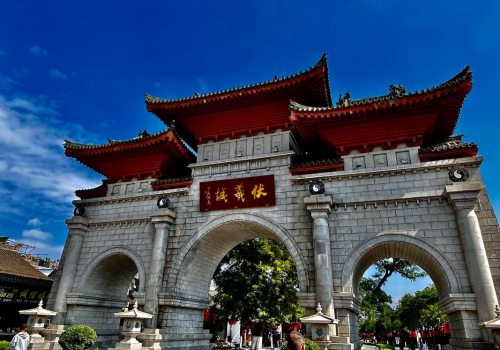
[289, 66, 472, 115]
[145, 54, 332, 110]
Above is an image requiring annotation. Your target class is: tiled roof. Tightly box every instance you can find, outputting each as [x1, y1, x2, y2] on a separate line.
[0, 248, 52, 281]
[65, 129, 170, 151]
[145, 54, 332, 106]
[420, 135, 476, 153]
[291, 157, 343, 168]
[289, 66, 471, 113]
[151, 177, 193, 191]
[290, 157, 344, 175]
[75, 180, 108, 199]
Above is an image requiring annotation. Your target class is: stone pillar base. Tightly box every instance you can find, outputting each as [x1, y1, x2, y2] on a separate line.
[137, 328, 161, 350]
[41, 324, 65, 350]
[157, 331, 212, 350]
[28, 335, 50, 350]
[109, 331, 144, 350]
[449, 338, 494, 350]
[313, 337, 362, 350]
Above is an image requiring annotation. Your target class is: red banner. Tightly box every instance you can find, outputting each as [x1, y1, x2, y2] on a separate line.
[200, 175, 275, 211]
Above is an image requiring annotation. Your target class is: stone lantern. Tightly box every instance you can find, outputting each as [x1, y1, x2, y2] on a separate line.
[480, 305, 500, 346]
[109, 301, 153, 350]
[19, 300, 57, 349]
[300, 303, 338, 344]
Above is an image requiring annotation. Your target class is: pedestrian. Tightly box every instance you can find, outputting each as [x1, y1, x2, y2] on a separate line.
[287, 331, 305, 350]
[9, 324, 30, 350]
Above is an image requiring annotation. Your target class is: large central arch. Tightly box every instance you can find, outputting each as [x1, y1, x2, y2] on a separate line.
[167, 213, 310, 302]
[158, 213, 311, 349]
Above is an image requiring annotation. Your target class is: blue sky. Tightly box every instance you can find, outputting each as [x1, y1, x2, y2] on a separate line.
[0, 1, 499, 297]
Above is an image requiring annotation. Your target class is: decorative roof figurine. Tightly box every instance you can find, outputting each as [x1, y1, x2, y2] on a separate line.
[336, 92, 351, 107]
[388, 83, 407, 98]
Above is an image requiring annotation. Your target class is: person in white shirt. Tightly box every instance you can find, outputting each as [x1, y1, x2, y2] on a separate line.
[10, 324, 30, 350]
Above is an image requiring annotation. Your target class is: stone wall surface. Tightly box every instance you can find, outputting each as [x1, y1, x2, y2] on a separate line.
[48, 134, 500, 350]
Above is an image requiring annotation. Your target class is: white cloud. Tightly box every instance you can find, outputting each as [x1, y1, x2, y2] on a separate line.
[28, 218, 41, 226]
[0, 76, 101, 259]
[0, 93, 100, 205]
[22, 229, 52, 240]
[30, 45, 48, 56]
[49, 68, 69, 81]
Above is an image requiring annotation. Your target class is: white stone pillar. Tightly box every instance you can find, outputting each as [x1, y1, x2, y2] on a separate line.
[445, 182, 499, 323]
[145, 208, 176, 327]
[304, 194, 335, 319]
[53, 216, 89, 322]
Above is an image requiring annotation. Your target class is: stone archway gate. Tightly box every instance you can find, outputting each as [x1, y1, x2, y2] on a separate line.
[47, 62, 500, 350]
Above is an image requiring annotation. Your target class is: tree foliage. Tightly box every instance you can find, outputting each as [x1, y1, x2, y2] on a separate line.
[211, 238, 303, 325]
[372, 258, 427, 292]
[358, 259, 447, 333]
[396, 285, 447, 329]
[358, 277, 396, 333]
[0, 340, 10, 350]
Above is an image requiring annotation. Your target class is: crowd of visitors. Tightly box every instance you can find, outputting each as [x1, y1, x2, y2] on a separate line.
[361, 322, 451, 349]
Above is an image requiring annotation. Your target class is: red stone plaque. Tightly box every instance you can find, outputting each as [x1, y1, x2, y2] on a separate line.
[199, 175, 275, 211]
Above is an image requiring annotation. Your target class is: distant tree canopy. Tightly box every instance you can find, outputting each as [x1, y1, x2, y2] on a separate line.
[358, 258, 447, 333]
[396, 286, 447, 329]
[210, 238, 304, 326]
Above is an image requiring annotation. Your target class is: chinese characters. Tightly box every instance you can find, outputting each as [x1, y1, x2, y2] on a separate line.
[200, 176, 275, 211]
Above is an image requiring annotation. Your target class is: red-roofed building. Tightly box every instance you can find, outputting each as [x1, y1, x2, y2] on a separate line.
[51, 57, 500, 350]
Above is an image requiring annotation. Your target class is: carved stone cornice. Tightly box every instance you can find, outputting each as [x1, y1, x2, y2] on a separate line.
[150, 208, 176, 227]
[445, 181, 482, 211]
[291, 156, 482, 184]
[158, 293, 208, 310]
[304, 194, 333, 219]
[438, 293, 477, 314]
[72, 187, 189, 207]
[333, 292, 361, 314]
[65, 216, 89, 235]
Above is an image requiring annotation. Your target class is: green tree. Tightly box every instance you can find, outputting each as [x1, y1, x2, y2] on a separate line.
[372, 258, 427, 293]
[358, 277, 395, 333]
[395, 285, 447, 329]
[211, 238, 303, 349]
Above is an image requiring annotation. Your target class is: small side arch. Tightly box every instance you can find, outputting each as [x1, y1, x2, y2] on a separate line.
[168, 213, 310, 300]
[77, 246, 146, 297]
[341, 233, 462, 298]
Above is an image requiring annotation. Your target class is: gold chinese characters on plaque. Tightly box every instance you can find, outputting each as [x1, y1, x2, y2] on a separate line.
[199, 175, 276, 211]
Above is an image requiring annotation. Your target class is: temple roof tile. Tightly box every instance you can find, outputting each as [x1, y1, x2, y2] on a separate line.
[420, 135, 477, 153]
[289, 66, 471, 114]
[145, 54, 332, 107]
[65, 128, 194, 183]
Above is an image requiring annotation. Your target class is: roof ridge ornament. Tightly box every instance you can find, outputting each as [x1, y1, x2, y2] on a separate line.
[315, 53, 328, 67]
[388, 83, 407, 98]
[316, 302, 323, 314]
[137, 130, 150, 139]
[336, 92, 351, 107]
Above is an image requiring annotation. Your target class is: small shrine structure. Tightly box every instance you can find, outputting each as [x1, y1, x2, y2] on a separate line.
[19, 300, 57, 349]
[48, 56, 500, 350]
